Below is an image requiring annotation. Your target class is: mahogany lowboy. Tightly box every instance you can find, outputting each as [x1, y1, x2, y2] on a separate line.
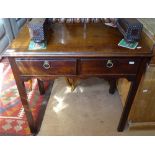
[3, 23, 152, 135]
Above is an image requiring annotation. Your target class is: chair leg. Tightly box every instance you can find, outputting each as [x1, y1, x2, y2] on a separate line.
[37, 79, 45, 95]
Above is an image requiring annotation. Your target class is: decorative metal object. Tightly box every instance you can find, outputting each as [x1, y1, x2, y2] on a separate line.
[117, 18, 143, 43]
[28, 18, 47, 43]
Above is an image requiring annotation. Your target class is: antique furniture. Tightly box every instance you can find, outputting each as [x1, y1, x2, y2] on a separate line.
[129, 57, 155, 129]
[118, 56, 155, 130]
[118, 19, 155, 130]
[2, 21, 152, 135]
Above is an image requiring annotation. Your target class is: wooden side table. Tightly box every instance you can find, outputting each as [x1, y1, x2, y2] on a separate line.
[3, 23, 152, 134]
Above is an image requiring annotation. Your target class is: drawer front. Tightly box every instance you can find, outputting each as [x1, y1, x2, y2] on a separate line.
[16, 58, 77, 76]
[80, 58, 141, 75]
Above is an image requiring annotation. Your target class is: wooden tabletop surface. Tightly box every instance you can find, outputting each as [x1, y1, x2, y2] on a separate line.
[3, 23, 152, 58]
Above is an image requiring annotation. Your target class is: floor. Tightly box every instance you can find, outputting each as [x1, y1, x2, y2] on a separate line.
[38, 77, 155, 136]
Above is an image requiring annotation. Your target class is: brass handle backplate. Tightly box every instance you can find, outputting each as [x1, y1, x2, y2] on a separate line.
[106, 60, 113, 68]
[43, 60, 51, 69]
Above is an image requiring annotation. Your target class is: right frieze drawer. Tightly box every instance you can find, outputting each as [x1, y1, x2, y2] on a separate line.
[79, 58, 141, 75]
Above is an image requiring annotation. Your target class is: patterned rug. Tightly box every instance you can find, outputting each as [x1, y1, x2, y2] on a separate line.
[0, 58, 50, 135]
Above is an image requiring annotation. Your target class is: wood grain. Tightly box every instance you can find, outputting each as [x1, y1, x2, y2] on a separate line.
[15, 58, 77, 76]
[4, 23, 152, 58]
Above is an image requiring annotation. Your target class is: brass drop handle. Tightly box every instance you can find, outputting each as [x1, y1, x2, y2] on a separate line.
[43, 60, 50, 69]
[106, 60, 113, 68]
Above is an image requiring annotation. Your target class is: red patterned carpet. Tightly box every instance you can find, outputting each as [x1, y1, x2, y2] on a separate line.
[0, 58, 50, 135]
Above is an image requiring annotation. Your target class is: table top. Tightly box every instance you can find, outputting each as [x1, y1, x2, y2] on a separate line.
[3, 23, 152, 58]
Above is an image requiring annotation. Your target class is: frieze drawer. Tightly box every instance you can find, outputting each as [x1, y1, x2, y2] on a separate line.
[15, 58, 77, 76]
[79, 58, 141, 75]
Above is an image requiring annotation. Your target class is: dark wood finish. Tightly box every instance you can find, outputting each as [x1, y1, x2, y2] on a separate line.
[150, 55, 155, 65]
[37, 79, 45, 95]
[8, 58, 36, 134]
[80, 58, 140, 75]
[4, 23, 151, 58]
[15, 58, 77, 76]
[117, 29, 155, 129]
[117, 58, 149, 131]
[3, 23, 152, 134]
[35, 81, 53, 135]
[109, 79, 117, 94]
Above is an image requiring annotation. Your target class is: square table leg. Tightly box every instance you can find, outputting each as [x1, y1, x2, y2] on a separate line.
[8, 58, 37, 135]
[117, 58, 149, 131]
